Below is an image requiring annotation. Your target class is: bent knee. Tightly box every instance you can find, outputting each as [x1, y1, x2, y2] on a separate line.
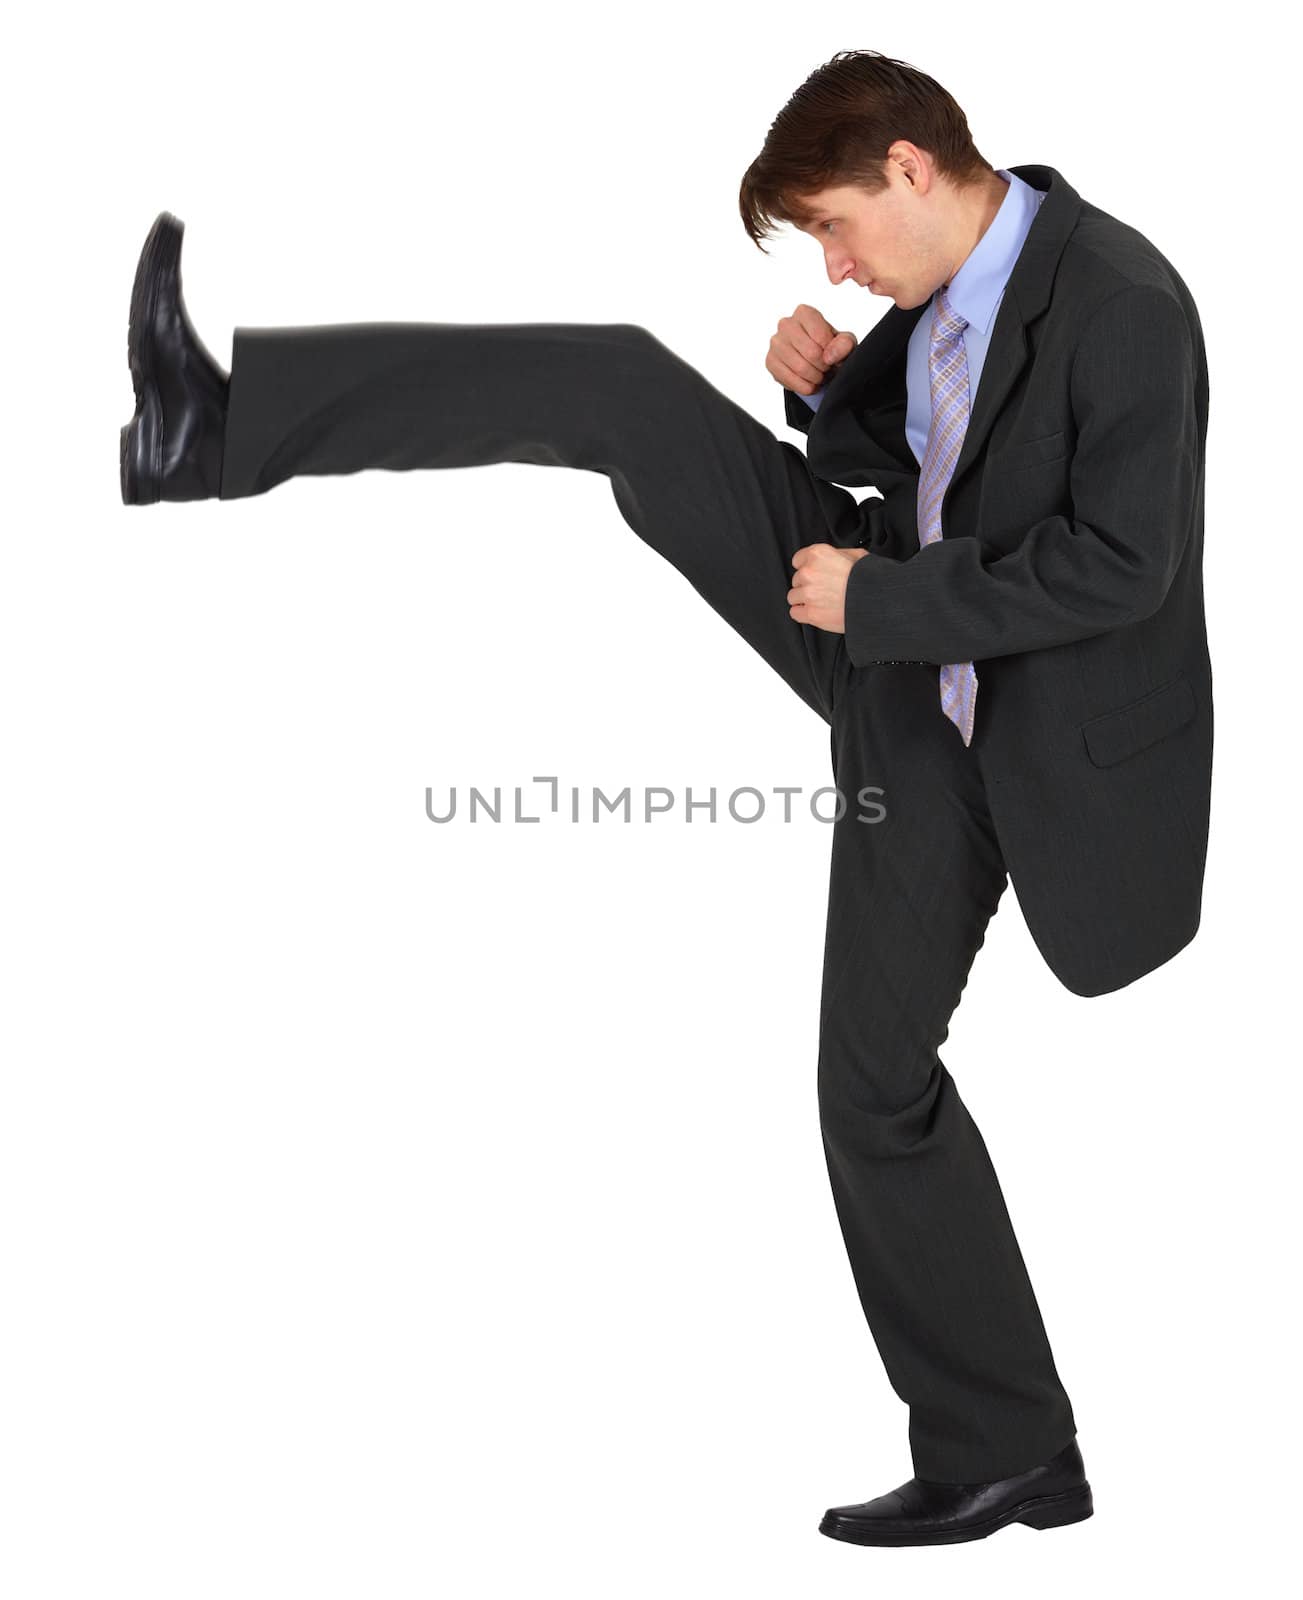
[605, 322, 691, 377]
[817, 1050, 951, 1154]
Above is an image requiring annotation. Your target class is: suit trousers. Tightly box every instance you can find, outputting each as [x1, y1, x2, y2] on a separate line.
[218, 320, 1077, 1482]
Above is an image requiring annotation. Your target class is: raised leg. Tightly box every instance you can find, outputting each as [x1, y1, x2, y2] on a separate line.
[219, 320, 867, 723]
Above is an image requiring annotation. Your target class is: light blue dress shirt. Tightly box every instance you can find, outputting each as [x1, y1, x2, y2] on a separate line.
[801, 168, 1046, 465]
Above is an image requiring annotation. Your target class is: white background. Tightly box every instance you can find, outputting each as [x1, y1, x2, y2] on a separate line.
[2, 3, 1297, 1595]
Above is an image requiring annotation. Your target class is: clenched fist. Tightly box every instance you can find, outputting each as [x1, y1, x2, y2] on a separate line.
[767, 305, 859, 396]
[789, 543, 868, 634]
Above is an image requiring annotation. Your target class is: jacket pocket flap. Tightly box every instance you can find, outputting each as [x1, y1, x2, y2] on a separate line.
[1081, 675, 1197, 768]
[1002, 429, 1067, 471]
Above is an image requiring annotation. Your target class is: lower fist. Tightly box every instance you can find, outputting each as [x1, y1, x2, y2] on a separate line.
[788, 543, 869, 634]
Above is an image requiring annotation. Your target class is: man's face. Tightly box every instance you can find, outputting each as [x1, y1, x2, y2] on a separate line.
[793, 164, 947, 311]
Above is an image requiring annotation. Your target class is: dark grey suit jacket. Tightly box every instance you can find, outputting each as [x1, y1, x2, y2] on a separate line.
[783, 163, 1213, 997]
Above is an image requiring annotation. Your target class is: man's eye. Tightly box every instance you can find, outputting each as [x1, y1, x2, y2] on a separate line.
[822, 222, 836, 235]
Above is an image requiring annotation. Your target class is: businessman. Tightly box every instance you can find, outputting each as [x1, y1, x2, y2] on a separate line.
[119, 49, 1211, 1548]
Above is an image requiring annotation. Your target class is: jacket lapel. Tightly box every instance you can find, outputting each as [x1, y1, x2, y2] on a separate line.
[803, 301, 924, 485]
[948, 165, 1084, 486]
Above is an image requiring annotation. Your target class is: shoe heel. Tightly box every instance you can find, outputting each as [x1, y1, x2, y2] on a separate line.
[1018, 1484, 1093, 1530]
[120, 383, 162, 505]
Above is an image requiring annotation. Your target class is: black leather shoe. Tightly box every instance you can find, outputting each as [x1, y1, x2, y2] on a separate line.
[120, 211, 229, 504]
[819, 1439, 1093, 1547]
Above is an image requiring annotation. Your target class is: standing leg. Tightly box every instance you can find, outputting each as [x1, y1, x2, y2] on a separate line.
[219, 320, 866, 724]
[818, 657, 1077, 1485]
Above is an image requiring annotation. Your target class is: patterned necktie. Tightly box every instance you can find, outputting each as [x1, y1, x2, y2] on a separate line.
[917, 286, 978, 747]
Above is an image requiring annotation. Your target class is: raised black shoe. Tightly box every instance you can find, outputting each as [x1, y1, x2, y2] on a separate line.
[818, 1439, 1093, 1547]
[120, 211, 229, 504]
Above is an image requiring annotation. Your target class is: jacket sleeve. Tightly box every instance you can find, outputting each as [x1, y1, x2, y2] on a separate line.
[841, 286, 1199, 666]
[783, 385, 820, 434]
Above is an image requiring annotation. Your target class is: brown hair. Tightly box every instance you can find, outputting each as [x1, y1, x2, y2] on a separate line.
[739, 49, 994, 252]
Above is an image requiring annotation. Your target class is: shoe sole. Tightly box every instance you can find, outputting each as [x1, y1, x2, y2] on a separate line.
[818, 1481, 1094, 1547]
[120, 211, 183, 505]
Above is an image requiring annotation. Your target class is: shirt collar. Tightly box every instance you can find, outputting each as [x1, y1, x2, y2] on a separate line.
[939, 168, 1044, 336]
